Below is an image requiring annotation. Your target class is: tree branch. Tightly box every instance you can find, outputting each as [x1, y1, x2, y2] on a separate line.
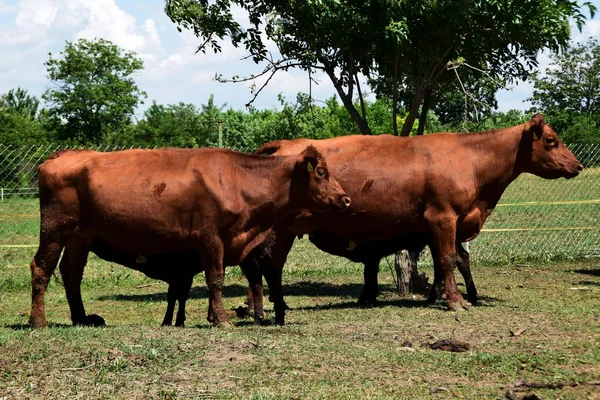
[355, 73, 367, 121]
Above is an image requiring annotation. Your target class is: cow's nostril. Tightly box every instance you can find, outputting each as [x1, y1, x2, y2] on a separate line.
[342, 196, 351, 207]
[577, 164, 584, 172]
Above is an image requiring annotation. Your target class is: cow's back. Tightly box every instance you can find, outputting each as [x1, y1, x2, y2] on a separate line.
[260, 134, 478, 241]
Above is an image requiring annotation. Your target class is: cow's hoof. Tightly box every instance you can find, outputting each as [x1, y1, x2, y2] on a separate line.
[29, 316, 48, 328]
[74, 314, 106, 327]
[461, 300, 472, 309]
[253, 315, 265, 326]
[467, 295, 479, 306]
[447, 301, 467, 312]
[216, 321, 233, 329]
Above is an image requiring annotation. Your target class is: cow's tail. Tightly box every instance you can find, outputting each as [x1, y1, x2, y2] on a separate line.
[255, 141, 284, 156]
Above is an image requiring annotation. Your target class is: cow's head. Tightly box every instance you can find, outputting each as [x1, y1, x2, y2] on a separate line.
[522, 114, 583, 179]
[291, 145, 351, 212]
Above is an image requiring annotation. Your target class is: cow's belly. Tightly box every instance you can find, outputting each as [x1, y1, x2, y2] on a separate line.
[288, 210, 426, 243]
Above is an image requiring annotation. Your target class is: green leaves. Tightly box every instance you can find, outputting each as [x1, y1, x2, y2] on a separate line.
[42, 38, 146, 144]
[529, 38, 600, 143]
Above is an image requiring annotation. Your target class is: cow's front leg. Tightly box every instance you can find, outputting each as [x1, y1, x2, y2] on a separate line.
[203, 252, 230, 328]
[427, 213, 469, 311]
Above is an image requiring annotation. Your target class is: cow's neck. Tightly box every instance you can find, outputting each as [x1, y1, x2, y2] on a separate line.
[466, 124, 530, 207]
[228, 156, 301, 263]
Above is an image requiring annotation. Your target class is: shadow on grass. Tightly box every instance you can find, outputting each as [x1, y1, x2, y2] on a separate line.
[292, 294, 503, 312]
[571, 268, 600, 277]
[577, 280, 600, 287]
[97, 281, 367, 302]
[3, 323, 72, 330]
[95, 281, 503, 311]
[96, 283, 249, 302]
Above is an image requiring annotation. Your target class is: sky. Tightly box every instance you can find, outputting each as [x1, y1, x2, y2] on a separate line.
[1, 0, 599, 119]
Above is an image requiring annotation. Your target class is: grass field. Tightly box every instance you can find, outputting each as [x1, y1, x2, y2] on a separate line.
[1, 240, 599, 399]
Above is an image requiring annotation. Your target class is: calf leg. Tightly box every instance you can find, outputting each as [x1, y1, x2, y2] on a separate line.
[29, 237, 64, 328]
[174, 275, 194, 327]
[59, 236, 104, 327]
[358, 258, 380, 304]
[457, 243, 477, 306]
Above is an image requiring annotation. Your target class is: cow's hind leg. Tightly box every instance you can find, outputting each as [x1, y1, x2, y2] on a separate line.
[162, 283, 177, 326]
[174, 275, 194, 327]
[29, 237, 64, 328]
[358, 258, 380, 304]
[240, 255, 264, 325]
[427, 213, 469, 311]
[427, 261, 444, 303]
[261, 232, 295, 325]
[457, 243, 477, 306]
[59, 236, 104, 326]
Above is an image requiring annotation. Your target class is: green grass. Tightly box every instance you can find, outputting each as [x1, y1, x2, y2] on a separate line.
[1, 240, 599, 399]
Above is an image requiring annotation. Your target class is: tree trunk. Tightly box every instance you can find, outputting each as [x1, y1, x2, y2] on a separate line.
[417, 87, 433, 136]
[321, 59, 372, 135]
[392, 45, 400, 136]
[400, 81, 427, 137]
[394, 250, 419, 296]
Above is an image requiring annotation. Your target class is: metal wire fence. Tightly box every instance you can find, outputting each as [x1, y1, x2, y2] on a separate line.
[1, 143, 599, 264]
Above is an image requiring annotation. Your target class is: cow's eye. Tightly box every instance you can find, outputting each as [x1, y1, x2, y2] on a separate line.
[316, 167, 327, 178]
[545, 137, 557, 146]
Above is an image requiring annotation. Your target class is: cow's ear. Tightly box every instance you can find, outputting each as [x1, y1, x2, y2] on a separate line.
[525, 113, 545, 139]
[299, 145, 319, 173]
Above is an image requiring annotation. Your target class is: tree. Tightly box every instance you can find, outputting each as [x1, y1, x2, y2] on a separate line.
[0, 87, 40, 119]
[0, 88, 52, 146]
[164, 0, 595, 136]
[529, 38, 600, 142]
[43, 38, 146, 143]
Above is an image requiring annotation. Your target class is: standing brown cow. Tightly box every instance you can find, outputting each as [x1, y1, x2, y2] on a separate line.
[251, 114, 583, 324]
[29, 146, 350, 328]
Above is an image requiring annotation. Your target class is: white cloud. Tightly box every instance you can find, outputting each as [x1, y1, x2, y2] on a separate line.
[74, 0, 152, 53]
[573, 19, 600, 43]
[0, 0, 16, 13]
[144, 19, 160, 47]
[15, 0, 56, 27]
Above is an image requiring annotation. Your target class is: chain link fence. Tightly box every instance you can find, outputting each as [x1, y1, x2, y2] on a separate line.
[1, 143, 599, 264]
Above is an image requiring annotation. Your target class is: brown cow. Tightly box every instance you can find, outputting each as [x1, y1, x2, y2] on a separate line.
[29, 146, 350, 328]
[250, 114, 583, 324]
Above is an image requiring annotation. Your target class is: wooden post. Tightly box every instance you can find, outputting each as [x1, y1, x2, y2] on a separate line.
[395, 250, 419, 296]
